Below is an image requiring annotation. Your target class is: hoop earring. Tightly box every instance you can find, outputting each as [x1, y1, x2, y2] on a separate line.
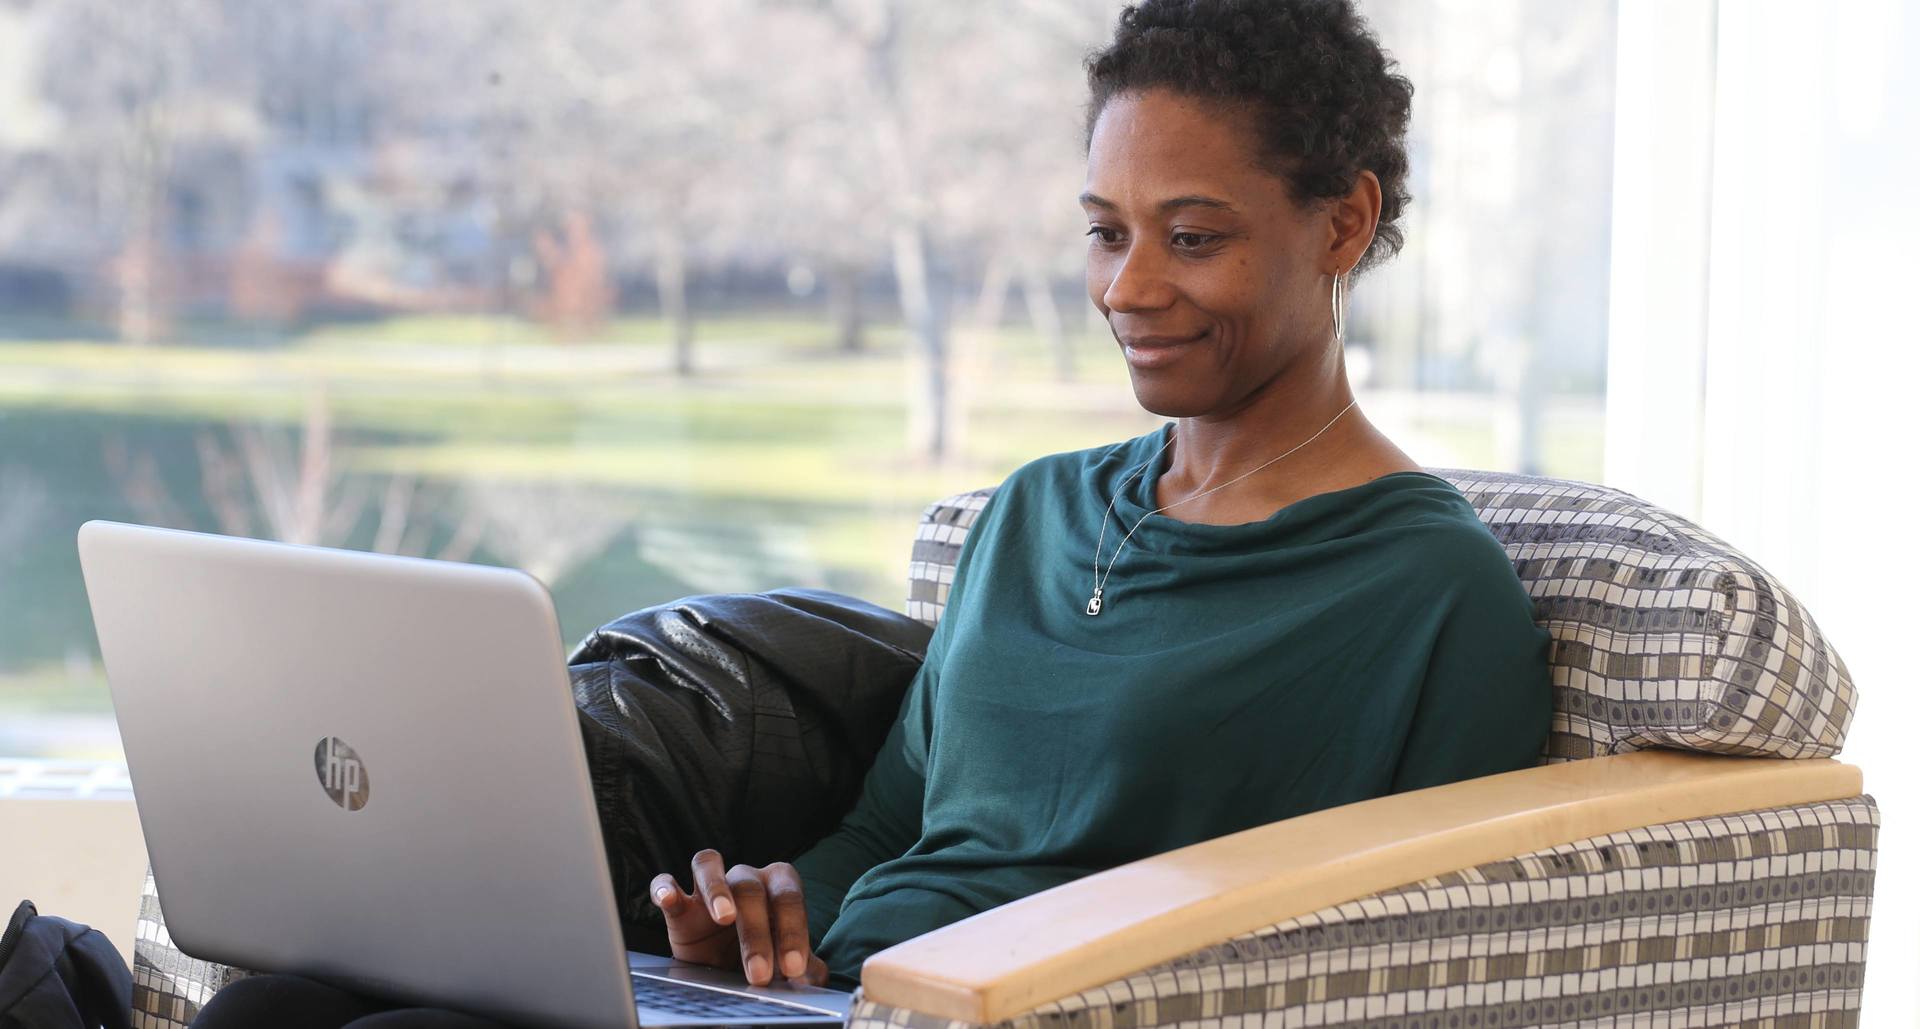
[1330, 269, 1347, 348]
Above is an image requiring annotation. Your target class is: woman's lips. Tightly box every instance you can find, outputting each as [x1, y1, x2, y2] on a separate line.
[1122, 329, 1208, 369]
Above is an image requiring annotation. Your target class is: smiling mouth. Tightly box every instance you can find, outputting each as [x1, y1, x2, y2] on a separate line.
[1121, 328, 1208, 369]
[1120, 329, 1209, 349]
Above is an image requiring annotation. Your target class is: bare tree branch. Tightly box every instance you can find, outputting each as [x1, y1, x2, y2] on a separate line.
[102, 436, 194, 531]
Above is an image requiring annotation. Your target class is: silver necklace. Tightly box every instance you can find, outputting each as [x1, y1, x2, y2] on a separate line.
[1086, 398, 1358, 616]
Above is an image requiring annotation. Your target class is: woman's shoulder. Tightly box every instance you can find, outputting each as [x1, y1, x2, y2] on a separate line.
[1314, 467, 1475, 529]
[1350, 476, 1542, 653]
[1355, 472, 1519, 575]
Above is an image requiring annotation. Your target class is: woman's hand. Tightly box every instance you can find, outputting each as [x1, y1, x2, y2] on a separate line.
[650, 849, 831, 987]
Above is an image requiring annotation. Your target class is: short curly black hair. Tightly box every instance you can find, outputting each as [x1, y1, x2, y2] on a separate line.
[1085, 0, 1414, 275]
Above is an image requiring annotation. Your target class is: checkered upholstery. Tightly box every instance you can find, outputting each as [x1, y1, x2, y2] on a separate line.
[846, 795, 1879, 1029]
[132, 470, 1875, 1027]
[132, 869, 259, 1028]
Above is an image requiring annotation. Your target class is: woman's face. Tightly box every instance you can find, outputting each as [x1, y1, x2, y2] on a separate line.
[1082, 89, 1333, 418]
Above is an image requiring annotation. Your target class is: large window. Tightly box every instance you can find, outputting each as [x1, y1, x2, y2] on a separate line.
[0, 0, 1618, 758]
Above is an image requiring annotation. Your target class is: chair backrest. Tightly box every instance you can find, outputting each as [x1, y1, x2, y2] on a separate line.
[905, 470, 1855, 765]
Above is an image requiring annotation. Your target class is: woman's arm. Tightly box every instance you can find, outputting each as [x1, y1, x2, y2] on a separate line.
[792, 481, 1011, 943]
[789, 652, 936, 943]
[1388, 538, 1554, 794]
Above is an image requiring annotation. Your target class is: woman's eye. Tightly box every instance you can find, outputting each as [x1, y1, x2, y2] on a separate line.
[1084, 226, 1219, 250]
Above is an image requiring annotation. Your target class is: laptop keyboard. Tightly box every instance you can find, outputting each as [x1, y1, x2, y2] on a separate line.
[630, 973, 835, 1020]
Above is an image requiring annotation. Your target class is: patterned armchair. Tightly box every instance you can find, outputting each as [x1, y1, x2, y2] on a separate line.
[130, 469, 1876, 1028]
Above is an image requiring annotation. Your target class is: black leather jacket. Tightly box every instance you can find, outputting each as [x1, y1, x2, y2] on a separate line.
[567, 587, 932, 951]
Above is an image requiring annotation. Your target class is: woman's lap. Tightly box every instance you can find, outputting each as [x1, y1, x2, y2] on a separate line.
[190, 973, 510, 1029]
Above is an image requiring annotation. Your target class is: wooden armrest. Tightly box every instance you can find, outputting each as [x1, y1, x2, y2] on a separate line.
[859, 751, 1864, 1021]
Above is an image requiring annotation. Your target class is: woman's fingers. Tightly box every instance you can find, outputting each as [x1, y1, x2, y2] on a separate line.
[649, 851, 820, 984]
[762, 862, 812, 980]
[650, 870, 730, 962]
[690, 849, 735, 924]
[648, 873, 686, 916]
[726, 865, 775, 985]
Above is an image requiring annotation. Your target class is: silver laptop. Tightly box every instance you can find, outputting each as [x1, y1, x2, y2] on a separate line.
[77, 520, 857, 1029]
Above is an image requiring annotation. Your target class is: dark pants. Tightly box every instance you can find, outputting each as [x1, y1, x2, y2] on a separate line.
[189, 973, 513, 1028]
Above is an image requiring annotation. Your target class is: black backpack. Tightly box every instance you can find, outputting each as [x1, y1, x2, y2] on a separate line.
[0, 901, 132, 1029]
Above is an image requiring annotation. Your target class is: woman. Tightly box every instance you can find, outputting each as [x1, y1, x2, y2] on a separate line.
[650, 0, 1550, 995]
[192, 0, 1549, 1022]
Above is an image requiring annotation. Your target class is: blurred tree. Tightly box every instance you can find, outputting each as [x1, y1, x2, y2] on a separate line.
[533, 208, 615, 343]
[376, 0, 782, 362]
[29, 0, 400, 338]
[947, 0, 1113, 385]
[774, 0, 1116, 459]
[33, 0, 244, 343]
[826, 0, 955, 459]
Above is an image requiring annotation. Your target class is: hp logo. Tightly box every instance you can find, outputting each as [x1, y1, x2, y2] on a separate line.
[314, 737, 370, 811]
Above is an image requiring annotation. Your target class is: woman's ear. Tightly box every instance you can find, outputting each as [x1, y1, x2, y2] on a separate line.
[1326, 170, 1383, 274]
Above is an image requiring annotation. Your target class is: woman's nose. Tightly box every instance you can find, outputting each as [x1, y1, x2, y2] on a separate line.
[1102, 245, 1177, 314]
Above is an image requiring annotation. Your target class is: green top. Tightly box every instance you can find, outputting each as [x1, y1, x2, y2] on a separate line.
[793, 422, 1552, 987]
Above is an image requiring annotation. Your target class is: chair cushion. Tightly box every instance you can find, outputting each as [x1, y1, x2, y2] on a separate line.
[906, 471, 1855, 762]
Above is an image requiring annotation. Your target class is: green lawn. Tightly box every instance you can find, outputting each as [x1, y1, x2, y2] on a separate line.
[0, 313, 1602, 758]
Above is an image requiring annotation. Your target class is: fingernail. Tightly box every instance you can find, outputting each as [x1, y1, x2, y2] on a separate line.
[712, 897, 734, 921]
[747, 954, 769, 984]
[783, 950, 804, 978]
